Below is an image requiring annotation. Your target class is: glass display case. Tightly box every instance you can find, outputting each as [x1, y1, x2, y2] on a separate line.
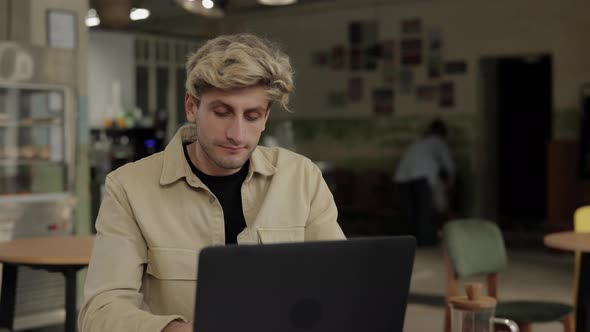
[0, 82, 76, 233]
[0, 82, 76, 330]
[0, 83, 74, 196]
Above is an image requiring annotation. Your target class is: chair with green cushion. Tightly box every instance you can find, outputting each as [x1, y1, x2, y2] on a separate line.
[442, 219, 573, 332]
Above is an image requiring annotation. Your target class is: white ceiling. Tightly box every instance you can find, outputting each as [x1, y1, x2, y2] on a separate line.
[90, 0, 342, 35]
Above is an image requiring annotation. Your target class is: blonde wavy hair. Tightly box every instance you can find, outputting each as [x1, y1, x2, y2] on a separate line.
[185, 33, 295, 111]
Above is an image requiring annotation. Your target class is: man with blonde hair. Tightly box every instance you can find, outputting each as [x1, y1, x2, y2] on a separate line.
[78, 34, 345, 332]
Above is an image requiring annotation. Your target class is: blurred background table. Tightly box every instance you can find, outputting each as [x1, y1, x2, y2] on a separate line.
[0, 235, 94, 332]
[545, 231, 590, 332]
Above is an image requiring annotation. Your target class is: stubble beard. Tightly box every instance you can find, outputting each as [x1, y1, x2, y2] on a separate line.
[194, 123, 252, 171]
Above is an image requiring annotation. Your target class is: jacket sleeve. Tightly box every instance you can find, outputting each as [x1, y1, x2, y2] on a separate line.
[304, 161, 346, 241]
[78, 173, 185, 332]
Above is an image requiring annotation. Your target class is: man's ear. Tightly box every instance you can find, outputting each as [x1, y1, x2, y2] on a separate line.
[185, 92, 197, 122]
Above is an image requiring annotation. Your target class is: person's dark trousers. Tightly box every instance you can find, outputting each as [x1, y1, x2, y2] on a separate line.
[398, 178, 436, 246]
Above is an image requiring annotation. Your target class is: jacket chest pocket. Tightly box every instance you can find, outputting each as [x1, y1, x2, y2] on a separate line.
[256, 226, 305, 244]
[146, 248, 199, 280]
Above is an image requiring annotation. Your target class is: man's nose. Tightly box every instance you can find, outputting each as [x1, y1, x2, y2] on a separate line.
[226, 117, 245, 143]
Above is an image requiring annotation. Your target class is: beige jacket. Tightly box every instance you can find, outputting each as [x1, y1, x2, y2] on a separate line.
[78, 126, 346, 332]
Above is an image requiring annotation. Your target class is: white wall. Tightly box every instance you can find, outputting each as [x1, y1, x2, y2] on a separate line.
[227, 0, 590, 118]
[88, 30, 135, 127]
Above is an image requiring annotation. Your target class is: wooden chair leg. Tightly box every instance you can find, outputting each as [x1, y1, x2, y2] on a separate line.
[444, 251, 456, 332]
[519, 323, 532, 332]
[562, 314, 574, 332]
[444, 304, 451, 332]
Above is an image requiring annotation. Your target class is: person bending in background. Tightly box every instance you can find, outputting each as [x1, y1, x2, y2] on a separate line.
[78, 33, 345, 332]
[394, 119, 455, 246]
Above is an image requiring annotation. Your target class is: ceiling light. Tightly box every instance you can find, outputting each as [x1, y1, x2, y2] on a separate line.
[129, 8, 150, 21]
[175, 0, 224, 18]
[202, 0, 214, 9]
[257, 0, 297, 5]
[85, 8, 100, 27]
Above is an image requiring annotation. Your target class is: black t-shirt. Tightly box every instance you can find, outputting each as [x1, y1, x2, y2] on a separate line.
[183, 144, 248, 244]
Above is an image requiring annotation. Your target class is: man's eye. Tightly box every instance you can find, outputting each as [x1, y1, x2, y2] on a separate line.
[214, 111, 230, 117]
[245, 112, 262, 121]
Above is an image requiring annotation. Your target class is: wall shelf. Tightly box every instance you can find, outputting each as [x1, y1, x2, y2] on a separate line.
[0, 160, 64, 166]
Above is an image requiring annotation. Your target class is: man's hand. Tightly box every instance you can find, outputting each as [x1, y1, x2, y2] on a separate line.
[162, 320, 193, 332]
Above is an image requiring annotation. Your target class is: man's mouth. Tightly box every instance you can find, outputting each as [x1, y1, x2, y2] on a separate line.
[220, 145, 244, 151]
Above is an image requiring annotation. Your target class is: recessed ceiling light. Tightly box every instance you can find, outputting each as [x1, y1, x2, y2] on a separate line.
[130, 8, 150, 21]
[202, 0, 214, 9]
[257, 0, 297, 5]
[175, 0, 224, 18]
[85, 8, 100, 27]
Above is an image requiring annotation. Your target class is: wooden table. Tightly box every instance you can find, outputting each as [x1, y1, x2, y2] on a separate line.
[544, 231, 590, 332]
[0, 235, 94, 332]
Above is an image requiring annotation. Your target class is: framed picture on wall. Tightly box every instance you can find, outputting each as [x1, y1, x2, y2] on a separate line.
[365, 44, 380, 71]
[372, 88, 394, 115]
[382, 39, 396, 84]
[47, 9, 77, 49]
[382, 39, 395, 60]
[399, 69, 414, 94]
[332, 46, 346, 70]
[427, 28, 443, 78]
[439, 81, 455, 108]
[349, 22, 363, 45]
[428, 56, 443, 79]
[401, 39, 422, 65]
[348, 77, 363, 102]
[350, 47, 362, 71]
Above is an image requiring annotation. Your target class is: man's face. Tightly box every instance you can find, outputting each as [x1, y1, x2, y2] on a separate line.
[185, 85, 270, 176]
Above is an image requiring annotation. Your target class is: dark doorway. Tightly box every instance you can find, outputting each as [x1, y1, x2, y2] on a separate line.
[495, 55, 552, 228]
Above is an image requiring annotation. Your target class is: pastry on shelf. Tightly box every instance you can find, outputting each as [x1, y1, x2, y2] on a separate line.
[37, 147, 51, 160]
[19, 118, 34, 126]
[19, 146, 36, 159]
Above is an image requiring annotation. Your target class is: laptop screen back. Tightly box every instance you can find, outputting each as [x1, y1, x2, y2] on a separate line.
[194, 236, 416, 332]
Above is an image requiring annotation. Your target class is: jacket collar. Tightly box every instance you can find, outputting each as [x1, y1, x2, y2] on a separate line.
[159, 125, 276, 186]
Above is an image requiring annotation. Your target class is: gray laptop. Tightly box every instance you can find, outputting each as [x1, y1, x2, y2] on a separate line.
[194, 236, 416, 332]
